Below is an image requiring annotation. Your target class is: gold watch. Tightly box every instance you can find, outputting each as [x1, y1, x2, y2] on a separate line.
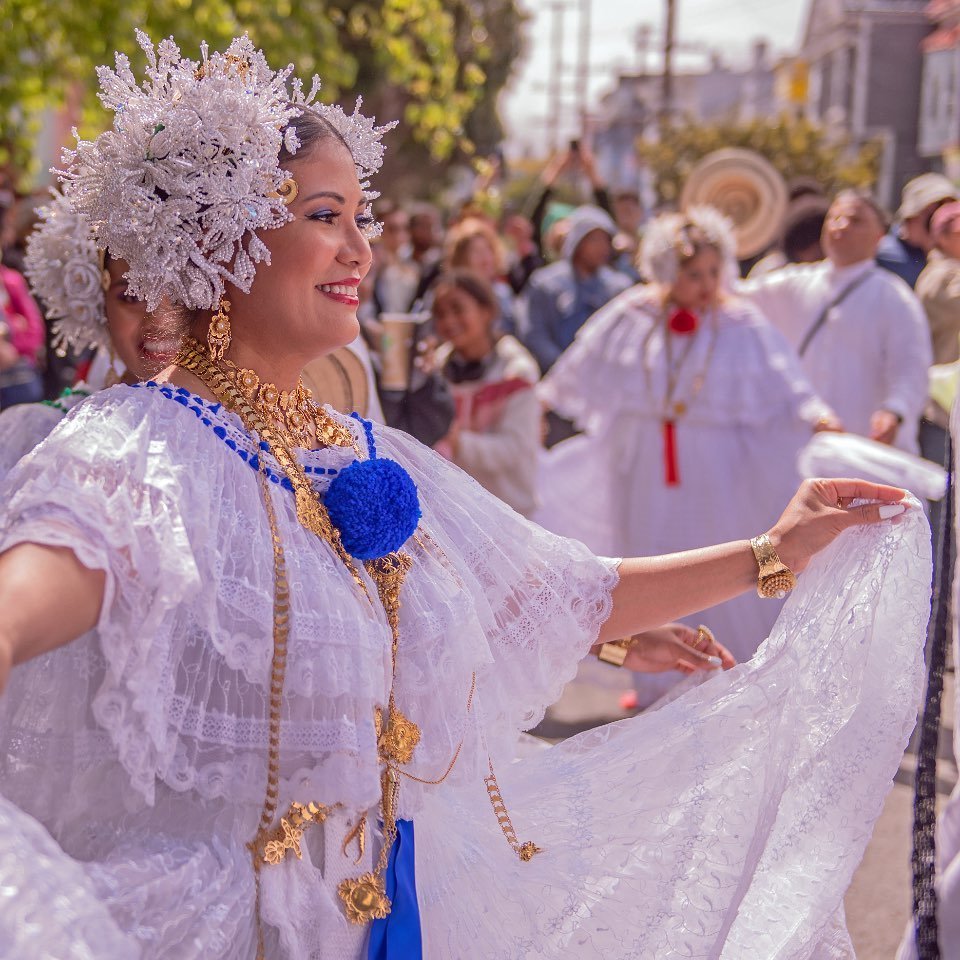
[750, 534, 797, 599]
[597, 638, 631, 667]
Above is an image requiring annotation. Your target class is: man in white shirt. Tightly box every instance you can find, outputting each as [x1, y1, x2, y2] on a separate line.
[740, 190, 932, 454]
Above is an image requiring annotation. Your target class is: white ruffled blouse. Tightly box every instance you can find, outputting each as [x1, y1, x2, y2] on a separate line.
[0, 381, 617, 958]
[0, 379, 932, 960]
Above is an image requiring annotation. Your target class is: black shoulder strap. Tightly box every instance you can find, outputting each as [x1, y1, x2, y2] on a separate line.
[910, 433, 953, 959]
[798, 268, 876, 358]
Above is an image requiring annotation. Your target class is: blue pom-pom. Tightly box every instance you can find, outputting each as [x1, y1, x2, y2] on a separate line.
[324, 457, 421, 560]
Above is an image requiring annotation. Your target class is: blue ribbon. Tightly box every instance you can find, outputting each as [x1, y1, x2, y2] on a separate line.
[367, 819, 423, 959]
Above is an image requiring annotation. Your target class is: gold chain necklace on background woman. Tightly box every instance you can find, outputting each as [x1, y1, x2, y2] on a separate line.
[174, 338, 538, 955]
[640, 303, 719, 486]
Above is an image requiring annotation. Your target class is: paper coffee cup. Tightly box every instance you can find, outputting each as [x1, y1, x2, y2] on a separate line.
[379, 312, 428, 390]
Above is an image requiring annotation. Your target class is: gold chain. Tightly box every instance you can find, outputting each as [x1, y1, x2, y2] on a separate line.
[484, 760, 543, 862]
[173, 343, 538, 947]
[176, 340, 370, 599]
[174, 341, 416, 930]
[246, 467, 295, 960]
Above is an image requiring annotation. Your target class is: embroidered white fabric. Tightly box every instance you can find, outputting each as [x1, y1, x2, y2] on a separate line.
[0, 382, 929, 958]
[0, 386, 90, 484]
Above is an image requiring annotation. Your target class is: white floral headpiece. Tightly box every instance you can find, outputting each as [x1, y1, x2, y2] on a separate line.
[640, 205, 737, 286]
[59, 31, 393, 313]
[23, 191, 110, 354]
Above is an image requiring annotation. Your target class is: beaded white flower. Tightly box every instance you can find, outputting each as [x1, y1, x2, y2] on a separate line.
[640, 205, 737, 287]
[23, 191, 110, 354]
[60, 31, 393, 313]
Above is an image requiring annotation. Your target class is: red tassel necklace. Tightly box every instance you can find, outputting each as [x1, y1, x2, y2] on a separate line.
[643, 305, 717, 487]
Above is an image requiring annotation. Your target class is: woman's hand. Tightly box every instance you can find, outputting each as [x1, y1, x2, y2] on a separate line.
[623, 623, 736, 674]
[769, 478, 907, 574]
[869, 409, 901, 445]
[813, 413, 844, 433]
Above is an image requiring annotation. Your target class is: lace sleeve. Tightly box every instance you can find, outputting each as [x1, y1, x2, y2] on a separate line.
[0, 388, 206, 804]
[367, 420, 620, 743]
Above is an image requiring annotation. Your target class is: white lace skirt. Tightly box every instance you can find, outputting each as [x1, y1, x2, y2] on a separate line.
[416, 502, 929, 959]
[0, 503, 929, 959]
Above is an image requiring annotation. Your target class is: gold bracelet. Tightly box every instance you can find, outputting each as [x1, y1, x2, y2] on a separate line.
[749, 534, 797, 599]
[597, 638, 632, 667]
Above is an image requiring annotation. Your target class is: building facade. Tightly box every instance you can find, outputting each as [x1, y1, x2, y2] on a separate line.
[799, 0, 931, 206]
[592, 42, 776, 193]
[919, 0, 960, 178]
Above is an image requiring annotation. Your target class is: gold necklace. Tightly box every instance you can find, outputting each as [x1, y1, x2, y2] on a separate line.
[220, 349, 353, 450]
[175, 340, 418, 932]
[174, 341, 540, 945]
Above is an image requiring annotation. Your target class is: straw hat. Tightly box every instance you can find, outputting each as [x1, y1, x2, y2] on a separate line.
[301, 346, 371, 417]
[680, 148, 788, 259]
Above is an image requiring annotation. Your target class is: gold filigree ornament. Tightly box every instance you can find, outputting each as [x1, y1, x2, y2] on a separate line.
[375, 704, 422, 766]
[338, 873, 391, 924]
[258, 800, 336, 866]
[207, 299, 232, 361]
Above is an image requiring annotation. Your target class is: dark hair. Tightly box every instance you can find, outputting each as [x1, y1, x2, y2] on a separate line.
[782, 198, 829, 261]
[431, 269, 501, 321]
[278, 109, 351, 165]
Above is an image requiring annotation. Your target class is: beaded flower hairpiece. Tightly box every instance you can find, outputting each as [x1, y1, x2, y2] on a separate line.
[639, 204, 737, 286]
[23, 190, 111, 354]
[59, 31, 394, 313]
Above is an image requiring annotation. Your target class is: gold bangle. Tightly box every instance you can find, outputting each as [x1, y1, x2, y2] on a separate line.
[750, 534, 797, 599]
[597, 639, 631, 667]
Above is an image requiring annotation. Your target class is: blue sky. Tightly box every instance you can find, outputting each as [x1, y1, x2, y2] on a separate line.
[501, 0, 807, 153]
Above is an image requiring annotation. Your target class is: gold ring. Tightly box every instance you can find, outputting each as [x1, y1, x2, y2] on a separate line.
[695, 625, 715, 651]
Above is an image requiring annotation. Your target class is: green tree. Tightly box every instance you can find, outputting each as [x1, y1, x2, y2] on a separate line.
[0, 0, 525, 188]
[639, 115, 883, 205]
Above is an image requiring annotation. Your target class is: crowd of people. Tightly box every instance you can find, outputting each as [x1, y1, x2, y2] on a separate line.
[1, 147, 954, 696]
[0, 29, 950, 960]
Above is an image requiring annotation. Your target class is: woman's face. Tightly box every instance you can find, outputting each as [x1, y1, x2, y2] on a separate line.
[432, 285, 495, 360]
[937, 223, 960, 261]
[464, 236, 498, 281]
[669, 246, 723, 312]
[104, 257, 171, 380]
[226, 138, 373, 369]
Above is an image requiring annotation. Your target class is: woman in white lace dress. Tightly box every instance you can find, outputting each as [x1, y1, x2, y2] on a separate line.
[538, 208, 841, 706]
[0, 191, 167, 481]
[0, 33, 929, 960]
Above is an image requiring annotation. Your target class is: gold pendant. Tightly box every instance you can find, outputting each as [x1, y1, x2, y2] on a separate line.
[338, 872, 391, 924]
[262, 816, 304, 865]
[295, 486, 332, 539]
[518, 840, 543, 862]
[376, 704, 421, 765]
[673, 400, 687, 417]
[341, 814, 367, 865]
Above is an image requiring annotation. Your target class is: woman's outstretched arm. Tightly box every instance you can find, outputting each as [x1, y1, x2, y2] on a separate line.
[0, 542, 105, 692]
[597, 478, 908, 645]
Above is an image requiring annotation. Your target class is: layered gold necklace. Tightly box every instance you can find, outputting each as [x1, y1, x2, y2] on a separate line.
[173, 338, 539, 957]
[215, 351, 356, 451]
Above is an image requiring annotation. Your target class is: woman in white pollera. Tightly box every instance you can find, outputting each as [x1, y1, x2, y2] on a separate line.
[539, 207, 842, 706]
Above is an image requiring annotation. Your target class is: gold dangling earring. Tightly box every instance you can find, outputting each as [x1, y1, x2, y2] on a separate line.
[104, 345, 122, 387]
[208, 299, 232, 362]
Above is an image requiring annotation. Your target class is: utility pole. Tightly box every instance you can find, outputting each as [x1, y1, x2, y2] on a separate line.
[576, 0, 593, 137]
[660, 0, 676, 128]
[635, 23, 652, 78]
[547, 2, 568, 153]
